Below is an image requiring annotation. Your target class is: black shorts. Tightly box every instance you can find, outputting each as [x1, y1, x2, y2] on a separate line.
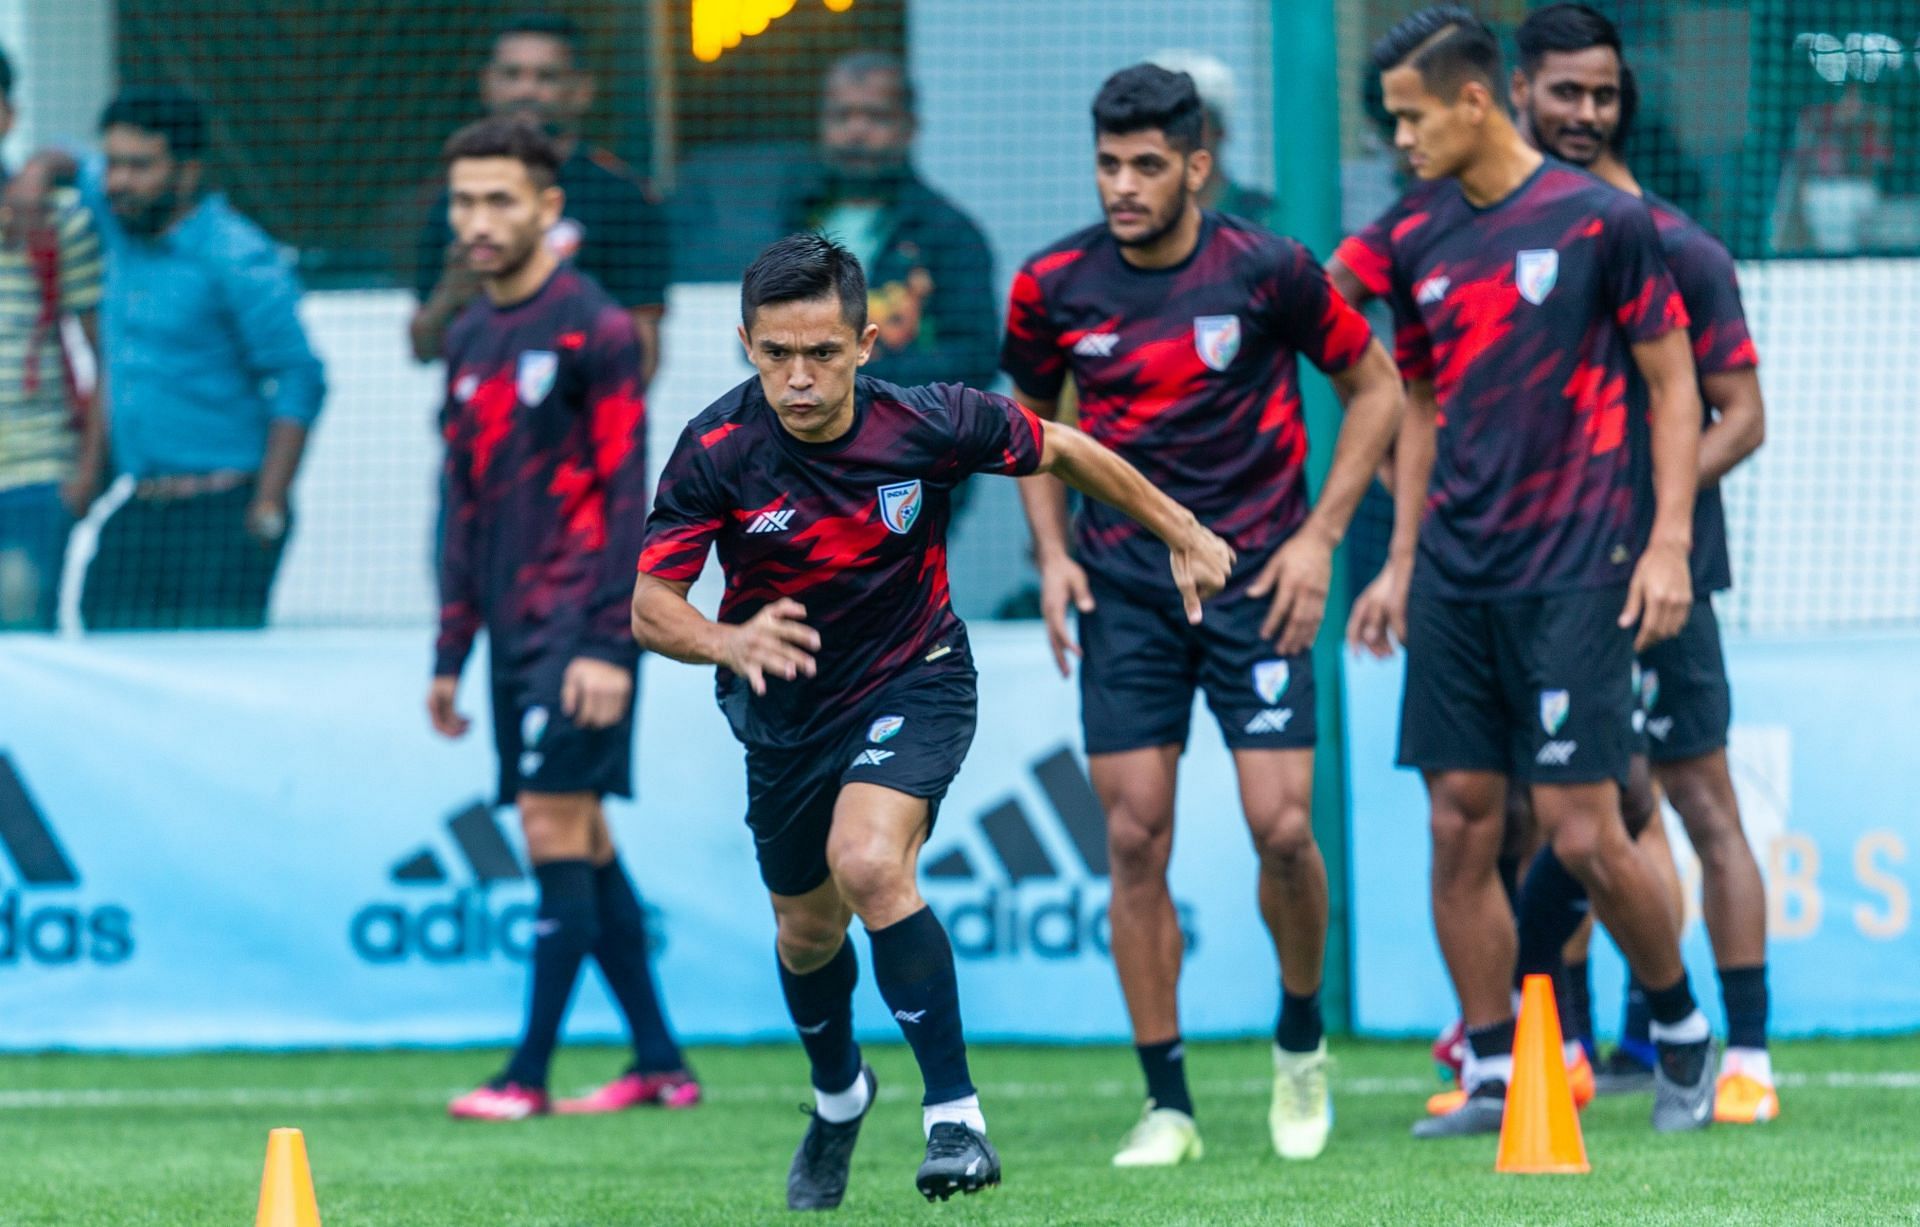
[1078, 576, 1316, 756]
[489, 660, 637, 802]
[742, 660, 978, 898]
[1636, 599, 1731, 764]
[1397, 586, 1634, 785]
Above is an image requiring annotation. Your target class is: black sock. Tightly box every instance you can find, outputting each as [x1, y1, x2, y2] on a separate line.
[1275, 988, 1323, 1054]
[1514, 848, 1589, 988]
[591, 859, 685, 1075]
[1647, 973, 1708, 1085]
[502, 860, 598, 1089]
[1466, 1019, 1516, 1094]
[867, 906, 974, 1105]
[1565, 959, 1595, 1050]
[1621, 974, 1654, 1053]
[1718, 964, 1769, 1051]
[1644, 973, 1699, 1028]
[1136, 1038, 1194, 1117]
[778, 938, 862, 1093]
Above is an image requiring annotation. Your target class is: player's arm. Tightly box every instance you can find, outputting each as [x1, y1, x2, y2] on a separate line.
[409, 231, 481, 364]
[1012, 389, 1092, 677]
[1698, 367, 1764, 485]
[628, 307, 664, 388]
[1625, 328, 1702, 650]
[1347, 378, 1435, 657]
[429, 405, 482, 739]
[1032, 417, 1234, 627]
[1326, 256, 1373, 310]
[630, 577, 821, 698]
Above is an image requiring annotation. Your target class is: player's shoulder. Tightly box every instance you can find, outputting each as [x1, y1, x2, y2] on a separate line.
[861, 374, 970, 422]
[554, 266, 627, 321]
[677, 378, 764, 462]
[1380, 178, 1460, 254]
[1209, 211, 1312, 270]
[443, 298, 491, 357]
[1644, 191, 1734, 264]
[1018, 221, 1109, 282]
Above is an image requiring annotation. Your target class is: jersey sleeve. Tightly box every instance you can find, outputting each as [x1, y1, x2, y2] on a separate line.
[1672, 236, 1758, 374]
[1605, 199, 1690, 345]
[1259, 240, 1374, 376]
[639, 423, 730, 585]
[999, 256, 1069, 402]
[1332, 210, 1396, 301]
[948, 385, 1046, 478]
[578, 307, 650, 668]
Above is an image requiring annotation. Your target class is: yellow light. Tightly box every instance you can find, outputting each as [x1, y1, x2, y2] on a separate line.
[823, 0, 853, 11]
[692, 0, 853, 61]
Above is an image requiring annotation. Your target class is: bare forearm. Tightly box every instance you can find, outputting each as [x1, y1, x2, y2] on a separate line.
[1301, 343, 1404, 548]
[1042, 423, 1197, 550]
[256, 421, 308, 507]
[1018, 474, 1075, 564]
[631, 577, 730, 666]
[1697, 370, 1764, 486]
[409, 300, 459, 363]
[1647, 384, 1701, 551]
[1388, 391, 1437, 566]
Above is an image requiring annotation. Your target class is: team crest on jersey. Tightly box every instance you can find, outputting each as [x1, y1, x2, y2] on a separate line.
[454, 373, 479, 403]
[1540, 689, 1571, 735]
[517, 350, 559, 405]
[868, 715, 905, 744]
[878, 480, 924, 535]
[1252, 660, 1290, 705]
[1194, 314, 1241, 371]
[1515, 249, 1559, 305]
[546, 217, 585, 261]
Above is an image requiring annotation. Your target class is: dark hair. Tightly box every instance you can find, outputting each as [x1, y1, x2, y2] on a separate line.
[1614, 63, 1639, 154]
[1371, 6, 1502, 99]
[741, 232, 868, 331]
[441, 115, 562, 186]
[0, 45, 12, 103]
[1516, 3, 1622, 76]
[825, 50, 915, 117]
[1091, 64, 1204, 154]
[99, 86, 208, 159]
[494, 11, 584, 65]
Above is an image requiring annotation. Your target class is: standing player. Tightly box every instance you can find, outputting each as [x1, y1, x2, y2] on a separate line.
[1347, 7, 1716, 1136]
[631, 233, 1234, 1207]
[1504, 5, 1774, 1122]
[1003, 64, 1405, 1166]
[428, 116, 695, 1121]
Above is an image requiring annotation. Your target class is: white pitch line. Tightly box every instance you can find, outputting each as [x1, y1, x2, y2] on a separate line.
[0, 1069, 1911, 1112]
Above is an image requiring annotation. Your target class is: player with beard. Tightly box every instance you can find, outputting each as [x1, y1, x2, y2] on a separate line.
[1003, 64, 1405, 1165]
[430, 116, 695, 1122]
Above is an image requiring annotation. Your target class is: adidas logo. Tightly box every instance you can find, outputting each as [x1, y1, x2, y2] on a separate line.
[922, 746, 1198, 960]
[1072, 332, 1120, 357]
[0, 754, 133, 965]
[747, 508, 796, 534]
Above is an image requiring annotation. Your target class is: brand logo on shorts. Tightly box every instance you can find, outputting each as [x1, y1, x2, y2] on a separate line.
[746, 508, 796, 534]
[877, 480, 924, 535]
[1536, 740, 1578, 766]
[1516, 249, 1559, 305]
[1648, 716, 1674, 742]
[868, 715, 905, 744]
[517, 350, 559, 405]
[1245, 709, 1295, 735]
[1073, 332, 1121, 357]
[851, 749, 895, 769]
[1252, 660, 1291, 706]
[1194, 314, 1241, 371]
[519, 706, 549, 780]
[1540, 689, 1571, 736]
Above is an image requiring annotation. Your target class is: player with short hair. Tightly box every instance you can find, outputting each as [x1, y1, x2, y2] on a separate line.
[1004, 64, 1405, 1166]
[428, 115, 695, 1122]
[631, 232, 1233, 1207]
[1347, 6, 1717, 1136]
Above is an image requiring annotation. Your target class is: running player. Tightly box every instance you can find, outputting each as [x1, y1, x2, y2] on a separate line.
[1348, 7, 1717, 1136]
[428, 116, 695, 1121]
[631, 233, 1233, 1207]
[1003, 64, 1405, 1166]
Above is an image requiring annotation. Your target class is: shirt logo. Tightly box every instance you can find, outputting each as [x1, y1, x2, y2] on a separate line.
[851, 749, 895, 769]
[746, 509, 796, 534]
[1194, 314, 1241, 371]
[517, 350, 559, 405]
[1416, 274, 1451, 305]
[1540, 689, 1571, 735]
[877, 480, 924, 535]
[453, 373, 479, 403]
[1515, 249, 1560, 305]
[1073, 332, 1121, 357]
[546, 217, 585, 261]
[868, 715, 906, 743]
[1252, 660, 1291, 705]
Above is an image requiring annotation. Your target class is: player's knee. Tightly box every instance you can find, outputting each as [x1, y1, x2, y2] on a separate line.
[1664, 769, 1741, 850]
[1250, 801, 1315, 871]
[776, 915, 845, 974]
[828, 844, 914, 917]
[1621, 772, 1659, 840]
[1106, 808, 1172, 881]
[1548, 816, 1610, 879]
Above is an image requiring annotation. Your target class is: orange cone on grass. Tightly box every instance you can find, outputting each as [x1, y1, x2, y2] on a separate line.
[255, 1127, 323, 1226]
[1496, 973, 1591, 1174]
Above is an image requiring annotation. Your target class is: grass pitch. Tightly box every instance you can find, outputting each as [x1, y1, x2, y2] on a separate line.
[2, 1036, 1915, 1225]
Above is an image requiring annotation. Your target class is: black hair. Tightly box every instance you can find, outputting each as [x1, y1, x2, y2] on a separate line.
[1371, 6, 1503, 99]
[741, 232, 868, 331]
[1614, 62, 1639, 154]
[495, 11, 584, 66]
[0, 45, 12, 103]
[442, 114, 562, 186]
[1091, 63, 1204, 154]
[1516, 4, 1623, 77]
[826, 50, 915, 117]
[98, 86, 208, 159]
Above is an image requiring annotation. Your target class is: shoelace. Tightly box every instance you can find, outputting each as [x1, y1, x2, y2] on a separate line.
[924, 1125, 977, 1161]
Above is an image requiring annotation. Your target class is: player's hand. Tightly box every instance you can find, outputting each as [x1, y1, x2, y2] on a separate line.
[1250, 527, 1334, 656]
[1168, 520, 1235, 625]
[1346, 560, 1409, 659]
[244, 497, 288, 546]
[722, 598, 820, 696]
[1622, 541, 1692, 651]
[427, 675, 470, 739]
[1036, 552, 1094, 678]
[430, 241, 484, 310]
[562, 657, 633, 730]
[0, 161, 52, 248]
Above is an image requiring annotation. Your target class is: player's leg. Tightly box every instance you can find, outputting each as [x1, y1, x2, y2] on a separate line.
[1593, 768, 1682, 1092]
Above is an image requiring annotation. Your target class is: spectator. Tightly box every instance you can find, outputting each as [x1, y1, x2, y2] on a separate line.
[66, 87, 325, 630]
[781, 52, 997, 391]
[1149, 50, 1280, 229]
[0, 46, 104, 631]
[409, 12, 668, 379]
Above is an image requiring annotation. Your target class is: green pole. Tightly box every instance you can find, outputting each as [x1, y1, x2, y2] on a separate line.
[1270, 0, 1354, 1033]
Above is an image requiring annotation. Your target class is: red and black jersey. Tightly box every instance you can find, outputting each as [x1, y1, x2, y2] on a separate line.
[639, 375, 1044, 750]
[436, 267, 647, 678]
[1386, 161, 1688, 599]
[1001, 211, 1372, 593]
[1333, 179, 1448, 303]
[1646, 191, 1758, 595]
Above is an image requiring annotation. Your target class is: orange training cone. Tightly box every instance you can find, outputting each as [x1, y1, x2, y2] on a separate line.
[1496, 973, 1591, 1174]
[255, 1127, 323, 1226]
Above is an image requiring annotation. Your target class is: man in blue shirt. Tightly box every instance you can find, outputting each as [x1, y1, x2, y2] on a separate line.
[24, 88, 326, 629]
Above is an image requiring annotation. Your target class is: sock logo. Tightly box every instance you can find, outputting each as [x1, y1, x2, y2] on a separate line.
[0, 755, 134, 966]
[892, 1008, 927, 1024]
[921, 746, 1199, 961]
